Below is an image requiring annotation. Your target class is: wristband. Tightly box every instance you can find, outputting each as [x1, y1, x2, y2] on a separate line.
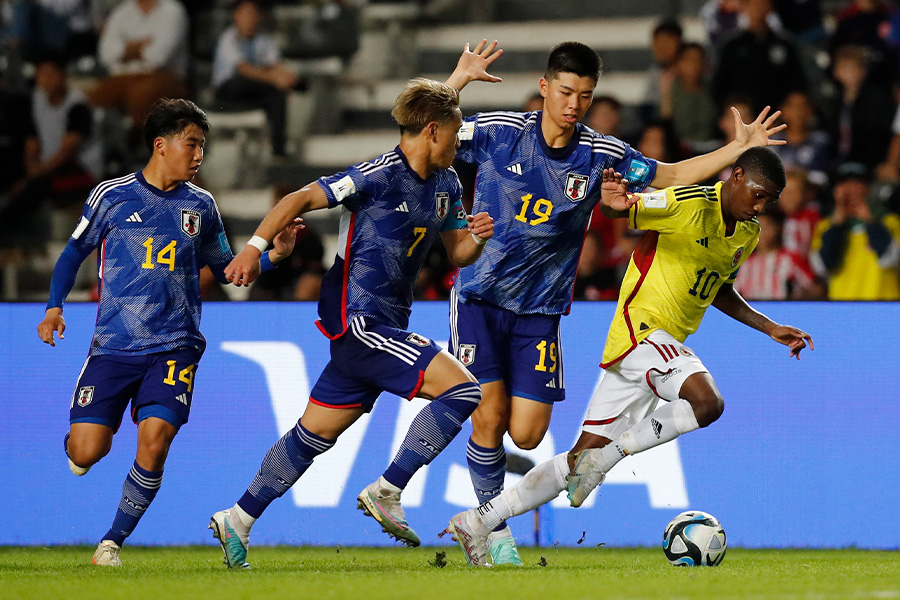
[247, 235, 268, 253]
[471, 232, 487, 246]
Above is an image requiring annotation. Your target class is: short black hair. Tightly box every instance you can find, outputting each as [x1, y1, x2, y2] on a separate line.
[653, 18, 683, 38]
[734, 146, 786, 190]
[546, 42, 602, 82]
[143, 98, 209, 152]
[592, 94, 622, 111]
[32, 50, 68, 70]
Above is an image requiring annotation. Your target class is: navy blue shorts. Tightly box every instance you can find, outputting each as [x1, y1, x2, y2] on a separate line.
[70, 350, 201, 431]
[450, 295, 565, 403]
[309, 316, 443, 411]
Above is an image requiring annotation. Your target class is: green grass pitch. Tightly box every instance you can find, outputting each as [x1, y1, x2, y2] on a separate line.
[2, 546, 898, 600]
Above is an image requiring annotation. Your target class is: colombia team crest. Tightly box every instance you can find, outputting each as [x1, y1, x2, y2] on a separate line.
[435, 192, 450, 219]
[181, 209, 201, 237]
[566, 173, 589, 201]
[731, 246, 744, 268]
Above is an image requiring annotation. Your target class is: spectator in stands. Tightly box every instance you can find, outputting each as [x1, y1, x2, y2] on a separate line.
[659, 42, 717, 148]
[6, 0, 95, 61]
[28, 53, 103, 209]
[772, 90, 830, 189]
[87, 0, 189, 148]
[733, 209, 821, 299]
[700, 0, 743, 47]
[249, 184, 325, 301]
[779, 167, 821, 268]
[640, 18, 682, 122]
[0, 66, 38, 252]
[712, 95, 755, 181]
[821, 44, 895, 170]
[586, 94, 623, 138]
[811, 162, 900, 300]
[712, 0, 807, 114]
[213, 0, 304, 158]
[829, 0, 896, 86]
[636, 119, 683, 165]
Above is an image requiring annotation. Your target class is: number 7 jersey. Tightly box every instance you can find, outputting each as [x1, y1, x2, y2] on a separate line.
[453, 110, 657, 315]
[601, 182, 760, 367]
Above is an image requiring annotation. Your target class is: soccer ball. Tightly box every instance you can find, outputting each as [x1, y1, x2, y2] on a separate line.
[662, 510, 727, 567]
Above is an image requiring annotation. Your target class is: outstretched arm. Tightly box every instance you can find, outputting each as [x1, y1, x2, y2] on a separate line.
[445, 40, 503, 92]
[651, 106, 786, 188]
[441, 211, 494, 267]
[225, 183, 330, 286]
[712, 283, 814, 359]
[598, 168, 639, 219]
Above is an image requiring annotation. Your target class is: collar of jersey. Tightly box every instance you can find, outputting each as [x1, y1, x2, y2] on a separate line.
[135, 170, 186, 198]
[535, 111, 580, 161]
[393, 145, 434, 184]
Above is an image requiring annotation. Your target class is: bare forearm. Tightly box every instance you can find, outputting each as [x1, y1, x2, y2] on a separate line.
[652, 140, 744, 188]
[254, 189, 316, 241]
[712, 285, 776, 335]
[449, 236, 485, 267]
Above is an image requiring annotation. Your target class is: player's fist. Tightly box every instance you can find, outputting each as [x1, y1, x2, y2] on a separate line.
[467, 211, 494, 243]
[38, 307, 65, 347]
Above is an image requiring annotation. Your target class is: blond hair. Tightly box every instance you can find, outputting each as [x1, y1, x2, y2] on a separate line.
[391, 78, 460, 135]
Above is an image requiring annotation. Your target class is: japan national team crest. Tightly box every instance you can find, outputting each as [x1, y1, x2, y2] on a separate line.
[406, 332, 431, 347]
[181, 209, 201, 237]
[566, 173, 589, 201]
[459, 343, 476, 366]
[435, 192, 450, 219]
[76, 386, 94, 407]
[731, 246, 745, 268]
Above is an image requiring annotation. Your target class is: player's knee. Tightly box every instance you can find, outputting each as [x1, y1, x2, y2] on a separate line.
[509, 432, 542, 450]
[471, 405, 510, 439]
[67, 435, 111, 466]
[689, 391, 724, 428]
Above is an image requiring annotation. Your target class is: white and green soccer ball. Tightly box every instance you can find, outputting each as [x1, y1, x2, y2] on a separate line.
[662, 510, 727, 567]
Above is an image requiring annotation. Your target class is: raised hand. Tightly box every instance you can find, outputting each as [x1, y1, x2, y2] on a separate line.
[446, 40, 503, 91]
[37, 307, 65, 347]
[732, 106, 787, 148]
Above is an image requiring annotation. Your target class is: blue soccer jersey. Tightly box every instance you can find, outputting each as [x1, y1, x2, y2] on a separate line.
[454, 110, 657, 315]
[50, 172, 234, 356]
[316, 146, 467, 338]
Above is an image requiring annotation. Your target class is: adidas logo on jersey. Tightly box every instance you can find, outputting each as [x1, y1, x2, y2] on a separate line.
[176, 393, 188, 405]
[545, 379, 556, 388]
[125, 212, 143, 223]
[506, 164, 523, 175]
[395, 202, 409, 213]
[695, 237, 709, 248]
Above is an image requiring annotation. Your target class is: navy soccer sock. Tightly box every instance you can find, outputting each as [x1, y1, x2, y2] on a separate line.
[466, 438, 508, 531]
[383, 381, 481, 489]
[103, 461, 163, 546]
[238, 422, 335, 518]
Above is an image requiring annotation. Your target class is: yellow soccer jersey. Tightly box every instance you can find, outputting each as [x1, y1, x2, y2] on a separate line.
[602, 182, 760, 367]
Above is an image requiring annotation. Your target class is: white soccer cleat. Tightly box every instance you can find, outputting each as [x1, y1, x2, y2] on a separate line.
[209, 509, 251, 569]
[357, 479, 421, 547]
[68, 457, 90, 476]
[566, 448, 607, 508]
[445, 509, 491, 567]
[91, 540, 121, 566]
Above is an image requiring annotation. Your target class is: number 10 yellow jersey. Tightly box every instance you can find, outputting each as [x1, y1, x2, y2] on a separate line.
[601, 182, 760, 367]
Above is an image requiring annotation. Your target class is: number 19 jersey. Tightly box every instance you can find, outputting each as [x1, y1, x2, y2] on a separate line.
[602, 182, 760, 367]
[453, 110, 657, 315]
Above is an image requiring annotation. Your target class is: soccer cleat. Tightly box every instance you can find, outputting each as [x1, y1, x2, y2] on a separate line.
[209, 509, 251, 569]
[92, 540, 121, 566]
[488, 529, 524, 566]
[357, 480, 420, 547]
[64, 432, 90, 476]
[444, 509, 491, 567]
[566, 448, 607, 508]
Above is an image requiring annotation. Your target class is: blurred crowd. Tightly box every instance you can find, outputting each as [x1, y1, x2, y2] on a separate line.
[1, 0, 899, 302]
